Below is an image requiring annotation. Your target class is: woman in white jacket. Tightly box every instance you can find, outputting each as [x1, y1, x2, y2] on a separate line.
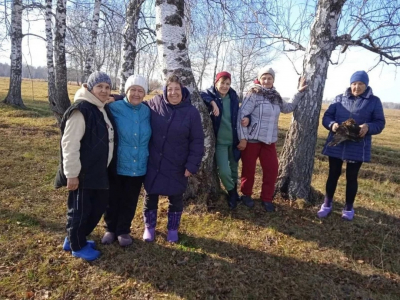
[237, 67, 307, 212]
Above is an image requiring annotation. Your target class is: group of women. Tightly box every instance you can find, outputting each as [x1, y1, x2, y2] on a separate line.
[56, 68, 385, 261]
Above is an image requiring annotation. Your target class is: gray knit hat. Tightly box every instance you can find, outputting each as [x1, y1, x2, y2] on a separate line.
[257, 66, 275, 81]
[87, 71, 112, 91]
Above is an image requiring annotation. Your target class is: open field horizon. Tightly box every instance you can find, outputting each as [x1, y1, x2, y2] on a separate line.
[1, 78, 400, 299]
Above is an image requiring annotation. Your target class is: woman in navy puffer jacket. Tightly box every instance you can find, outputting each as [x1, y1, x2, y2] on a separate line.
[318, 71, 385, 221]
[102, 75, 151, 247]
[142, 75, 204, 243]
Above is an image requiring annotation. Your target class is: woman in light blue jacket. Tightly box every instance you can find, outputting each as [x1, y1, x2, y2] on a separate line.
[102, 75, 151, 246]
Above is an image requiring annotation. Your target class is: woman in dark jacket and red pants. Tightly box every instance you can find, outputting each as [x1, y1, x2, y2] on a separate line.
[143, 75, 204, 243]
[318, 71, 385, 221]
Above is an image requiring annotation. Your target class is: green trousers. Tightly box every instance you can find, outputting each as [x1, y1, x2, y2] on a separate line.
[215, 143, 238, 191]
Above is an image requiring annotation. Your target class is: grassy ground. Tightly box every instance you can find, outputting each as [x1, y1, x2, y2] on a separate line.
[1, 78, 400, 299]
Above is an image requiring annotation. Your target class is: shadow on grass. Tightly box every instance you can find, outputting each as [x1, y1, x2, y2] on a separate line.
[215, 200, 400, 278]
[0, 208, 64, 233]
[0, 100, 54, 118]
[95, 232, 400, 299]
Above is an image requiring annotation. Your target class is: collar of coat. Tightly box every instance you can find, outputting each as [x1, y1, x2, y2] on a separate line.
[343, 86, 373, 99]
[205, 85, 236, 99]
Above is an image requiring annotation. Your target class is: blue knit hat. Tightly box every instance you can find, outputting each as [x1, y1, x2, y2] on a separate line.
[350, 71, 369, 86]
[87, 71, 112, 91]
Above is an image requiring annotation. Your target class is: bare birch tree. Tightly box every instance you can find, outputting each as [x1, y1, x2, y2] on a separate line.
[156, 0, 220, 204]
[3, 0, 24, 108]
[53, 0, 71, 122]
[119, 0, 146, 93]
[45, 0, 58, 119]
[83, 0, 102, 81]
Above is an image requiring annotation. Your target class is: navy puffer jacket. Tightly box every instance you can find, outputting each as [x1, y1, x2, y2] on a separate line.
[144, 87, 204, 196]
[322, 87, 385, 162]
[200, 86, 242, 161]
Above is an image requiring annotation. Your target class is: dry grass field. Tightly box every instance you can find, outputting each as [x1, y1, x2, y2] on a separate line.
[0, 77, 399, 299]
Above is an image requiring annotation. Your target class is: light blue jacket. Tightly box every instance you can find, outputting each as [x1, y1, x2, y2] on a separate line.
[109, 98, 151, 176]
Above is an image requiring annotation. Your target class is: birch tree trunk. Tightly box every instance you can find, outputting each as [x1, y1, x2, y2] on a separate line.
[83, 0, 102, 82]
[3, 0, 24, 108]
[45, 0, 59, 121]
[156, 0, 220, 205]
[119, 0, 145, 93]
[275, 0, 346, 202]
[53, 0, 71, 122]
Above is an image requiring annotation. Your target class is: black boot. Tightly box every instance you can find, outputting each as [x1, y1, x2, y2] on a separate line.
[234, 183, 241, 202]
[240, 195, 255, 208]
[227, 189, 238, 209]
[262, 201, 275, 212]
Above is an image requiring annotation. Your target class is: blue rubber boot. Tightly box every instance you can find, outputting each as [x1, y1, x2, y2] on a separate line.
[63, 237, 95, 251]
[72, 244, 100, 261]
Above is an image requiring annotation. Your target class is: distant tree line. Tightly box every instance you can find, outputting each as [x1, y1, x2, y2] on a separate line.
[0, 62, 48, 79]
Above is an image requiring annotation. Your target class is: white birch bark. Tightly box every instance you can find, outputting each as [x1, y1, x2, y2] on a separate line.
[119, 0, 145, 93]
[53, 0, 71, 121]
[276, 0, 347, 202]
[45, 0, 59, 123]
[83, 0, 102, 81]
[3, 0, 24, 108]
[156, 0, 220, 204]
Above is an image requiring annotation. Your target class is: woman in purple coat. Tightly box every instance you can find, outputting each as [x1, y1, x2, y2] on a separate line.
[318, 71, 385, 221]
[142, 75, 204, 243]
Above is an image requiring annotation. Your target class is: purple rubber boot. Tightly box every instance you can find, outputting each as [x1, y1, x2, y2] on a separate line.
[317, 203, 332, 218]
[317, 196, 333, 218]
[143, 210, 157, 242]
[167, 211, 182, 243]
[342, 209, 355, 221]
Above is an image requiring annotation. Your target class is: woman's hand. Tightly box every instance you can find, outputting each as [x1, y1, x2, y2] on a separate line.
[184, 169, 192, 177]
[331, 123, 339, 132]
[298, 76, 308, 92]
[237, 139, 247, 151]
[67, 177, 79, 190]
[211, 101, 220, 117]
[241, 117, 250, 127]
[359, 123, 369, 137]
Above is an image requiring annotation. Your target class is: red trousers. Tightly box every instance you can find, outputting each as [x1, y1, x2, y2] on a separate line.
[240, 142, 278, 203]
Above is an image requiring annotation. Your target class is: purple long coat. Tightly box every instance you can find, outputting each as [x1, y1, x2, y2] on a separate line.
[144, 87, 204, 196]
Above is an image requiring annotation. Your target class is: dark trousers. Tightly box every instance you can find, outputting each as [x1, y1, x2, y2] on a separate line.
[66, 188, 109, 251]
[326, 156, 362, 210]
[104, 175, 144, 236]
[143, 194, 183, 212]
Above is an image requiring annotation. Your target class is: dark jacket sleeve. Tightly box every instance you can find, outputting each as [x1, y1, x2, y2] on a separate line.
[366, 97, 385, 135]
[200, 90, 214, 108]
[322, 97, 339, 131]
[111, 94, 125, 101]
[185, 107, 205, 174]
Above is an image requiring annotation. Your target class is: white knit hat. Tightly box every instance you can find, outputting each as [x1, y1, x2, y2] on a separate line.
[257, 67, 275, 81]
[125, 74, 148, 94]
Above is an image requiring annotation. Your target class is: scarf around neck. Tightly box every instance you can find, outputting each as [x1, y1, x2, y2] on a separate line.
[249, 84, 283, 106]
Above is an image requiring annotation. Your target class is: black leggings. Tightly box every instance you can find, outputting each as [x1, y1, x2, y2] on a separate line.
[326, 156, 362, 210]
